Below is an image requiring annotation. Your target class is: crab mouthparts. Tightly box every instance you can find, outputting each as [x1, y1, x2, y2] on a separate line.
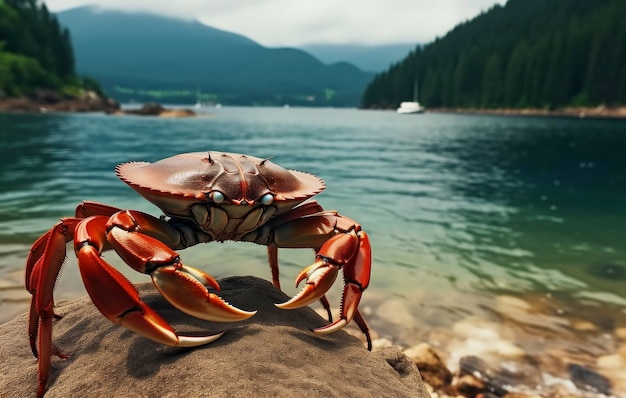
[231, 199, 253, 206]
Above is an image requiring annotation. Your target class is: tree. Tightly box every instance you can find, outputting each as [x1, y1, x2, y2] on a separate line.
[361, 0, 626, 109]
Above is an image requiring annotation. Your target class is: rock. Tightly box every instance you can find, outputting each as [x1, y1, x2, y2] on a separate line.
[457, 356, 530, 397]
[0, 90, 119, 113]
[454, 374, 486, 398]
[566, 363, 612, 395]
[404, 343, 453, 390]
[449, 319, 525, 361]
[109, 102, 196, 117]
[615, 327, 626, 341]
[495, 295, 532, 313]
[375, 299, 414, 326]
[570, 319, 598, 332]
[372, 337, 394, 350]
[124, 102, 166, 115]
[618, 342, 626, 359]
[0, 276, 429, 398]
[597, 354, 626, 370]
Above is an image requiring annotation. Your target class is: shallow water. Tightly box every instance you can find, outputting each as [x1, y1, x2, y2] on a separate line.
[1, 107, 625, 394]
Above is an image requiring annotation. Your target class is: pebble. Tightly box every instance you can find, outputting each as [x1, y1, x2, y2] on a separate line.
[616, 327, 626, 341]
[571, 319, 598, 332]
[371, 337, 393, 350]
[454, 374, 486, 397]
[597, 354, 626, 370]
[450, 319, 525, 360]
[618, 342, 626, 359]
[566, 363, 612, 395]
[375, 299, 414, 326]
[453, 320, 501, 340]
[496, 295, 532, 312]
[403, 343, 452, 390]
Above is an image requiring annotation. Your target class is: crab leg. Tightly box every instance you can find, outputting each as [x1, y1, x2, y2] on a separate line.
[271, 211, 372, 349]
[311, 232, 371, 336]
[25, 203, 130, 397]
[267, 243, 334, 321]
[25, 218, 80, 397]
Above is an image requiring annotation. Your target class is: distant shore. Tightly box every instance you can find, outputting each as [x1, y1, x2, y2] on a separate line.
[0, 95, 199, 118]
[428, 105, 626, 119]
[3, 95, 625, 120]
[0, 90, 118, 113]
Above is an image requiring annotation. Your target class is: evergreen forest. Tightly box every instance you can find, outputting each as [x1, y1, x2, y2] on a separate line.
[0, 0, 98, 97]
[361, 0, 626, 110]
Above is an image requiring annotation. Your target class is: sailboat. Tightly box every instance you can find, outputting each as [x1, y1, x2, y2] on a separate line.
[194, 88, 202, 109]
[397, 80, 425, 114]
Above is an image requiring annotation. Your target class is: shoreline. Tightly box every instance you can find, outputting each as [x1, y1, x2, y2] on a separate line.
[0, 91, 119, 113]
[4, 282, 625, 397]
[427, 105, 626, 119]
[3, 95, 625, 120]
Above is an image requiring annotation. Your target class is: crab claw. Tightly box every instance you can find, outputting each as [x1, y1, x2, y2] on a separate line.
[311, 282, 362, 334]
[275, 260, 339, 310]
[118, 301, 225, 347]
[151, 264, 257, 322]
[77, 242, 225, 347]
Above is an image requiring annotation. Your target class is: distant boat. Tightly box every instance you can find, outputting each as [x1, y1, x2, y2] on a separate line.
[397, 80, 425, 114]
[194, 88, 202, 109]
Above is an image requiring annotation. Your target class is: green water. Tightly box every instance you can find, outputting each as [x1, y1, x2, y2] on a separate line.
[1, 108, 625, 390]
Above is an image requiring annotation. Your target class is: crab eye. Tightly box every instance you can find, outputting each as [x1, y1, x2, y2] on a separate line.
[260, 193, 274, 205]
[210, 191, 224, 204]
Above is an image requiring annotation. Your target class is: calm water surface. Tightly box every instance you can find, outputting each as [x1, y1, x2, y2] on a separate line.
[1, 107, 625, 391]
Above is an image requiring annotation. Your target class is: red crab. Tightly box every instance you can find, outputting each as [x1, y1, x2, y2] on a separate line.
[25, 151, 372, 397]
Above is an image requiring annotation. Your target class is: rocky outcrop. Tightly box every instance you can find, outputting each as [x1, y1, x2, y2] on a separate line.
[107, 102, 197, 117]
[0, 90, 119, 113]
[0, 276, 429, 397]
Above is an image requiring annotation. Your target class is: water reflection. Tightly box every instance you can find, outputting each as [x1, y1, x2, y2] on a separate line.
[416, 115, 626, 300]
[1, 111, 625, 393]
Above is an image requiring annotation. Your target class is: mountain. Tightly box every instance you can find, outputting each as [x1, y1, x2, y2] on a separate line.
[361, 0, 626, 110]
[300, 43, 417, 72]
[56, 6, 374, 106]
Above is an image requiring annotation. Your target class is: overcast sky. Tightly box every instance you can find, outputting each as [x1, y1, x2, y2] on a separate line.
[45, 0, 506, 47]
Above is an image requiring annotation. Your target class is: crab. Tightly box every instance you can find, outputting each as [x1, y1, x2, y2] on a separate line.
[25, 151, 372, 397]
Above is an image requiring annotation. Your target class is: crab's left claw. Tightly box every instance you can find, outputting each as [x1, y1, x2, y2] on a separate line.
[276, 231, 372, 348]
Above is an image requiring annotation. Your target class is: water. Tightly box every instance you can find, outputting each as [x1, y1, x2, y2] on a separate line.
[2, 107, 626, 393]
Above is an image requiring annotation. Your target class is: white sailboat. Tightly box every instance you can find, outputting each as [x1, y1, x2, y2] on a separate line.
[194, 88, 202, 109]
[397, 80, 425, 114]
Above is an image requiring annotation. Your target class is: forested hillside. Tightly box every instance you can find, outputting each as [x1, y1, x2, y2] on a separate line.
[361, 0, 626, 110]
[0, 0, 99, 98]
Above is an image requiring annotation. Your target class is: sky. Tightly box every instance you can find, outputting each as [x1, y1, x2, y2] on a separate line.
[44, 0, 507, 47]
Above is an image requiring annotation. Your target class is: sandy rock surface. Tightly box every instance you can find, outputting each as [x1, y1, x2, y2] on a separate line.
[0, 276, 429, 398]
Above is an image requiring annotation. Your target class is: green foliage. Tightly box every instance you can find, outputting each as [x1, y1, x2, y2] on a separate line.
[0, 50, 50, 96]
[80, 76, 105, 96]
[0, 0, 84, 98]
[362, 0, 626, 109]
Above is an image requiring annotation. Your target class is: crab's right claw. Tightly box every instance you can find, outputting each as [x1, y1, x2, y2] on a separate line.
[77, 242, 224, 347]
[151, 264, 257, 322]
[275, 260, 339, 309]
[75, 216, 228, 347]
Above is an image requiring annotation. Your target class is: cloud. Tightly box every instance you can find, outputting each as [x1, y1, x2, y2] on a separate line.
[45, 0, 505, 46]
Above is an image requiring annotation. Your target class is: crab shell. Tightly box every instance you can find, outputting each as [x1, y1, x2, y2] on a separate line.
[115, 152, 325, 218]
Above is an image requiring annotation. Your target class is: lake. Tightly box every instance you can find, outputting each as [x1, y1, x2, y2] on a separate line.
[1, 107, 625, 394]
